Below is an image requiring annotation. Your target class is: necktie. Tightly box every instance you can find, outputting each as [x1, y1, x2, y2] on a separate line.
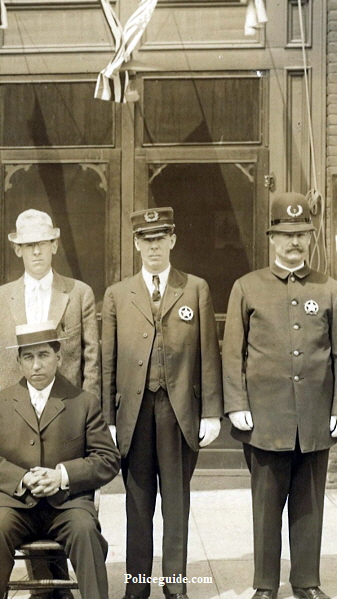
[32, 391, 45, 419]
[152, 275, 161, 302]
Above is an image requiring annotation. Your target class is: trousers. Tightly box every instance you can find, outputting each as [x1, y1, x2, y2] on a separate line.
[121, 388, 198, 596]
[0, 500, 109, 599]
[244, 442, 329, 590]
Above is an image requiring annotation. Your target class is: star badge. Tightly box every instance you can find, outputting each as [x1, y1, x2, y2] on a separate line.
[304, 300, 319, 315]
[178, 306, 194, 321]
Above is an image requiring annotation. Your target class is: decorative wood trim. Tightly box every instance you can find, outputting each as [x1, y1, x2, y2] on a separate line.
[285, 67, 311, 194]
[286, 0, 312, 48]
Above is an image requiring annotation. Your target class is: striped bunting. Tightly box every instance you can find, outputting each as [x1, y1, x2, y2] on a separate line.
[95, 0, 158, 102]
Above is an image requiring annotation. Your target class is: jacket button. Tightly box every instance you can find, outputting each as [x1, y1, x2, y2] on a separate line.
[137, 389, 142, 394]
[30, 440, 35, 445]
[294, 375, 300, 382]
[138, 360, 143, 366]
[290, 276, 296, 282]
[28, 502, 35, 507]
[143, 333, 148, 338]
[291, 300, 298, 306]
[293, 324, 300, 330]
[293, 350, 300, 356]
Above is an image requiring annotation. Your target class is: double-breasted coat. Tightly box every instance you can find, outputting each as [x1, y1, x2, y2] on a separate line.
[0, 373, 120, 514]
[0, 271, 100, 398]
[223, 262, 337, 452]
[102, 267, 223, 457]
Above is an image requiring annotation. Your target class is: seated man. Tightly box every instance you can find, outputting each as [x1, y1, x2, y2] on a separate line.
[0, 321, 120, 599]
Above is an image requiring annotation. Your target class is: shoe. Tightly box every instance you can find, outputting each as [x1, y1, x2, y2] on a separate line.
[292, 588, 331, 599]
[122, 595, 149, 599]
[252, 590, 277, 599]
[164, 595, 189, 599]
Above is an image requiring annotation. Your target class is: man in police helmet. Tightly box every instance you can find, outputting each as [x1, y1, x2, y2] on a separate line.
[223, 192, 337, 599]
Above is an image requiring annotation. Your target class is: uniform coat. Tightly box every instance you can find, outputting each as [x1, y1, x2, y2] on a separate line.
[222, 261, 337, 590]
[102, 267, 223, 457]
[223, 262, 337, 452]
[0, 271, 100, 398]
[0, 373, 120, 513]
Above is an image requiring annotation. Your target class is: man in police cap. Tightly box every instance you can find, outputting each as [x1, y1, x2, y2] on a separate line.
[223, 192, 337, 599]
[102, 207, 223, 599]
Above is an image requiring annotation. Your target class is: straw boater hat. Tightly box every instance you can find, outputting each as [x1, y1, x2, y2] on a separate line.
[266, 192, 316, 234]
[6, 321, 67, 349]
[131, 207, 175, 239]
[8, 209, 60, 244]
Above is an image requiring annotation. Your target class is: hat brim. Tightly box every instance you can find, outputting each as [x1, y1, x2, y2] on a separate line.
[6, 335, 68, 349]
[134, 226, 175, 239]
[8, 229, 60, 244]
[266, 223, 316, 234]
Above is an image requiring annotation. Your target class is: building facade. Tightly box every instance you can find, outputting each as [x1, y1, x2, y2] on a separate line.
[0, 0, 333, 472]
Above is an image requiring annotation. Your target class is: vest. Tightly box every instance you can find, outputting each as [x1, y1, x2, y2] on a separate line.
[145, 293, 167, 392]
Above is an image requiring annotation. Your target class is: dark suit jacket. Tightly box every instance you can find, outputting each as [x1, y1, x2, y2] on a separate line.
[0, 271, 101, 398]
[0, 373, 120, 516]
[102, 267, 223, 456]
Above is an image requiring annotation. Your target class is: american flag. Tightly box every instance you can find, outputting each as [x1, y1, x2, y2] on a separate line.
[95, 0, 158, 102]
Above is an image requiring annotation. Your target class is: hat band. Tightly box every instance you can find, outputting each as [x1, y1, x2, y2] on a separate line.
[271, 217, 312, 226]
[16, 329, 58, 347]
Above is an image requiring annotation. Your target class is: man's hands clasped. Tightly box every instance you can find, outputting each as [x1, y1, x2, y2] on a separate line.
[22, 466, 62, 497]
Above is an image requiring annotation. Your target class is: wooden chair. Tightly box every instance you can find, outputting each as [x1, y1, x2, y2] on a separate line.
[7, 490, 100, 597]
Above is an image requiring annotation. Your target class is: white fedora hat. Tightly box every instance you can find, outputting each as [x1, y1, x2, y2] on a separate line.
[8, 209, 60, 244]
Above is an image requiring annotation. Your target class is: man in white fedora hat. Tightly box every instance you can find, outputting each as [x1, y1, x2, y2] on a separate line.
[0, 209, 101, 598]
[0, 320, 120, 599]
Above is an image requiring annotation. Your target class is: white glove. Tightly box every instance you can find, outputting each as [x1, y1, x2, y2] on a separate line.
[199, 417, 221, 447]
[109, 424, 117, 444]
[330, 416, 337, 438]
[229, 410, 253, 431]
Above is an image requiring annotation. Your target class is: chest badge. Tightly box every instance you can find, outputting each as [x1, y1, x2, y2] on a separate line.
[304, 300, 319, 315]
[179, 306, 194, 321]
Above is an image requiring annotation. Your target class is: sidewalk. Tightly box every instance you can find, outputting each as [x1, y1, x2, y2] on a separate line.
[101, 475, 337, 599]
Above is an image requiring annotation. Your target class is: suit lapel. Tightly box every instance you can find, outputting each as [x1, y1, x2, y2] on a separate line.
[13, 379, 39, 434]
[131, 272, 154, 325]
[161, 268, 184, 318]
[39, 374, 67, 432]
[13, 376, 67, 434]
[9, 277, 27, 325]
[48, 271, 69, 325]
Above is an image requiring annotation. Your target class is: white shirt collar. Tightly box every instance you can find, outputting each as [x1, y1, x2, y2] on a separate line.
[142, 264, 171, 293]
[24, 269, 53, 290]
[275, 259, 305, 273]
[27, 377, 55, 402]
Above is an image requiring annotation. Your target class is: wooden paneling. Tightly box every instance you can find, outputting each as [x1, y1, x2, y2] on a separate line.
[287, 0, 312, 48]
[143, 2, 264, 50]
[286, 68, 310, 195]
[1, 2, 113, 53]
